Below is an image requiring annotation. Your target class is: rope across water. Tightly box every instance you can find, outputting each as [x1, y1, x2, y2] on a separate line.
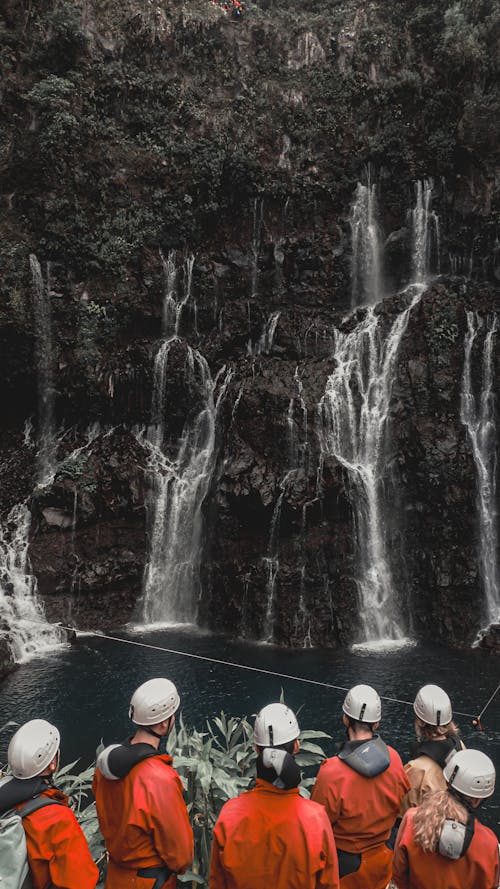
[48, 623, 495, 722]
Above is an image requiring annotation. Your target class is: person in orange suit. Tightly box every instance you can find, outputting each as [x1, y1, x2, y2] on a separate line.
[311, 684, 411, 889]
[0, 718, 98, 889]
[93, 677, 193, 889]
[393, 748, 499, 889]
[210, 702, 340, 889]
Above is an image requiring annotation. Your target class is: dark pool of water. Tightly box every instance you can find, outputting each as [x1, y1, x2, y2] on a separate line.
[0, 628, 498, 835]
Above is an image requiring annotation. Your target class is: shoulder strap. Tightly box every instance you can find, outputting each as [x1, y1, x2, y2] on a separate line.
[19, 796, 65, 819]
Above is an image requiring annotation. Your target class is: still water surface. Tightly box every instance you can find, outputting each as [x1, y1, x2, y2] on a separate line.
[0, 627, 498, 835]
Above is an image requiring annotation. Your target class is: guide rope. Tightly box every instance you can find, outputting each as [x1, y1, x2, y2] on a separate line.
[477, 681, 500, 721]
[49, 623, 487, 722]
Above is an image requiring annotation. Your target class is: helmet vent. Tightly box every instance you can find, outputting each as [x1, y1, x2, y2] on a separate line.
[359, 703, 366, 721]
[269, 725, 274, 746]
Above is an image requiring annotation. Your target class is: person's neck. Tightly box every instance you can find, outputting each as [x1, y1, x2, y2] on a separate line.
[131, 729, 161, 749]
[348, 727, 373, 742]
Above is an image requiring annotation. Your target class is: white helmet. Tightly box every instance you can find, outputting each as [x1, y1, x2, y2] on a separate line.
[129, 678, 180, 726]
[8, 719, 60, 780]
[444, 749, 495, 799]
[414, 684, 452, 727]
[343, 684, 382, 723]
[254, 703, 300, 747]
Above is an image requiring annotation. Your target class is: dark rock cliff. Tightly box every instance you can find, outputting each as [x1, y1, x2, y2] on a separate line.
[0, 0, 499, 657]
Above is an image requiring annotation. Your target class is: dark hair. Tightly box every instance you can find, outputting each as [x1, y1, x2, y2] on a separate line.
[346, 717, 375, 733]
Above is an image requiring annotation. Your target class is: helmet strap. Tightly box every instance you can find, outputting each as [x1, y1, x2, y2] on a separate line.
[144, 726, 164, 741]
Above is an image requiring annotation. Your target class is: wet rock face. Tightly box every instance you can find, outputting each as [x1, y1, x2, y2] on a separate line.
[28, 429, 148, 628]
[0, 1, 499, 653]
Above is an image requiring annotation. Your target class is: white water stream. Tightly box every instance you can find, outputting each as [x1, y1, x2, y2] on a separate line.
[319, 178, 437, 647]
[461, 312, 499, 634]
[141, 253, 231, 625]
[29, 254, 57, 483]
[350, 179, 383, 309]
[0, 505, 64, 662]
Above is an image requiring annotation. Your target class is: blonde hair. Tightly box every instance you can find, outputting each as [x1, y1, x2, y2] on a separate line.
[413, 790, 468, 853]
[415, 717, 459, 741]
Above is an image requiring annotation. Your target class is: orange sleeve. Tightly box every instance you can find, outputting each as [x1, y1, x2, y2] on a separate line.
[148, 771, 194, 874]
[392, 813, 411, 889]
[209, 826, 228, 889]
[316, 814, 340, 889]
[46, 809, 99, 889]
[311, 764, 342, 827]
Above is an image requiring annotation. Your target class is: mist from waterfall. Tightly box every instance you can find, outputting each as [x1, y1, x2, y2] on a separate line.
[350, 180, 383, 309]
[319, 178, 435, 647]
[141, 253, 230, 625]
[461, 312, 499, 633]
[29, 254, 57, 483]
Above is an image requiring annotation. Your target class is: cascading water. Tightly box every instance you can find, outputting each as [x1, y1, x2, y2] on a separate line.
[350, 179, 383, 309]
[29, 254, 57, 483]
[461, 312, 499, 633]
[410, 179, 440, 283]
[319, 294, 421, 646]
[319, 178, 436, 647]
[249, 312, 281, 356]
[0, 505, 64, 662]
[263, 366, 311, 643]
[141, 253, 231, 625]
[0, 257, 65, 664]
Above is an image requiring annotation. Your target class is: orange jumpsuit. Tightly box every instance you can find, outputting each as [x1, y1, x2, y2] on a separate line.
[21, 786, 99, 889]
[311, 745, 411, 889]
[92, 753, 193, 889]
[209, 777, 340, 889]
[393, 806, 500, 889]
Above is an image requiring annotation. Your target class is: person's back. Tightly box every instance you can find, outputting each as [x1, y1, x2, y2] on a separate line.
[93, 749, 192, 880]
[401, 684, 464, 813]
[93, 677, 193, 888]
[211, 779, 338, 889]
[313, 742, 409, 852]
[1, 719, 98, 889]
[393, 749, 499, 889]
[393, 803, 499, 889]
[210, 702, 339, 889]
[311, 684, 410, 889]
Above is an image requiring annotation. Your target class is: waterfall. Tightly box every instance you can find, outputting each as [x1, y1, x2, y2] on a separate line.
[350, 180, 383, 309]
[250, 198, 263, 298]
[410, 179, 440, 283]
[160, 250, 194, 338]
[29, 255, 56, 483]
[140, 253, 230, 625]
[262, 483, 287, 642]
[317, 175, 439, 647]
[250, 312, 281, 356]
[319, 292, 421, 646]
[0, 256, 66, 665]
[0, 505, 64, 662]
[461, 312, 499, 632]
